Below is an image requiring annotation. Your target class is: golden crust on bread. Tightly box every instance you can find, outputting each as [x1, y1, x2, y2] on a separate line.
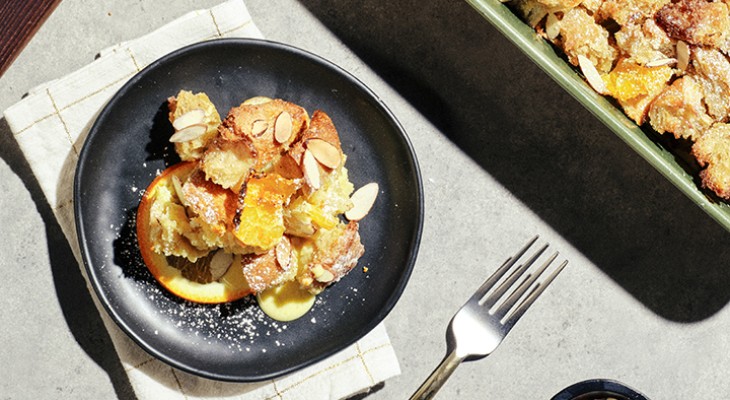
[286, 110, 343, 167]
[693, 123, 730, 198]
[181, 168, 238, 229]
[200, 137, 256, 191]
[219, 99, 309, 169]
[200, 98, 309, 190]
[240, 237, 298, 293]
[297, 221, 365, 294]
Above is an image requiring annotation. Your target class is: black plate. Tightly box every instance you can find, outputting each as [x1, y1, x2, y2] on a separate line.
[74, 38, 423, 382]
[552, 379, 650, 400]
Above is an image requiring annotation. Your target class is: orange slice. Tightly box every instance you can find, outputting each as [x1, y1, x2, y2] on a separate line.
[137, 162, 252, 303]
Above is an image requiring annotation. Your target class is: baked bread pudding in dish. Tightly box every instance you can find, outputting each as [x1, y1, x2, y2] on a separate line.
[512, 0, 730, 198]
[137, 91, 378, 319]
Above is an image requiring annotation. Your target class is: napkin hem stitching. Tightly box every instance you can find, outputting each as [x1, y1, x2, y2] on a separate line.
[209, 9, 223, 37]
[264, 343, 392, 399]
[170, 368, 190, 400]
[13, 69, 137, 137]
[355, 343, 376, 386]
[46, 88, 79, 155]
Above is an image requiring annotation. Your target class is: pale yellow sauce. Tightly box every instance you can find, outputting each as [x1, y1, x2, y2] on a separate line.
[256, 281, 316, 321]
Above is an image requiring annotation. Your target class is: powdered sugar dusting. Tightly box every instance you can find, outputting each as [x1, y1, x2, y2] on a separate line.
[112, 202, 300, 353]
[104, 176, 370, 360]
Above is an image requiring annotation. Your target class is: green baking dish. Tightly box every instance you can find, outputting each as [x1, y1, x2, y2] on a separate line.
[465, 0, 730, 231]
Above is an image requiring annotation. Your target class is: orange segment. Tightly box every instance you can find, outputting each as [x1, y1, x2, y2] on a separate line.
[604, 59, 673, 102]
[137, 162, 252, 303]
[234, 174, 298, 250]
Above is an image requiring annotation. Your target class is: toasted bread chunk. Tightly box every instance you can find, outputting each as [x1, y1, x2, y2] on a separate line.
[281, 110, 345, 192]
[201, 99, 309, 189]
[221, 99, 309, 169]
[175, 167, 253, 254]
[240, 237, 298, 293]
[285, 110, 343, 166]
[168, 90, 221, 161]
[648, 76, 714, 140]
[557, 7, 618, 73]
[655, 0, 730, 48]
[598, 0, 669, 26]
[614, 19, 673, 65]
[297, 221, 364, 294]
[181, 168, 237, 230]
[693, 123, 730, 199]
[692, 48, 730, 121]
[200, 136, 256, 191]
[284, 160, 354, 238]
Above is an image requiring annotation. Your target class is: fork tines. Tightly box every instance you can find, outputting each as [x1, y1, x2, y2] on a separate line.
[474, 235, 567, 328]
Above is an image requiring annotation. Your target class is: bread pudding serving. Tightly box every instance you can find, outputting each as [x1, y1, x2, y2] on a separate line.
[511, 0, 730, 198]
[136, 91, 378, 319]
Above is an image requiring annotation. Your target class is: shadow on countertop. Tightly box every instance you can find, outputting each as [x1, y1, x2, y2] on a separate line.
[0, 118, 137, 400]
[298, 0, 730, 322]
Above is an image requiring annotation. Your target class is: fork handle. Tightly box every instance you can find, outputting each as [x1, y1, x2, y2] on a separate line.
[409, 350, 465, 400]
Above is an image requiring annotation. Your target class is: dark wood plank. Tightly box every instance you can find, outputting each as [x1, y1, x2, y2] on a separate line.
[0, 0, 62, 78]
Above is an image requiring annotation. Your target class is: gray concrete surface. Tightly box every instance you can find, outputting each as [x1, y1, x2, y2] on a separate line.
[3, 0, 730, 399]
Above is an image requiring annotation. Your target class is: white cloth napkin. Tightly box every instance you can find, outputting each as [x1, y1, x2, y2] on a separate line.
[3, 1, 400, 398]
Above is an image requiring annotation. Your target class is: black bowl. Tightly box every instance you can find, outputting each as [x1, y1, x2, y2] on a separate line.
[552, 379, 650, 400]
[74, 38, 423, 381]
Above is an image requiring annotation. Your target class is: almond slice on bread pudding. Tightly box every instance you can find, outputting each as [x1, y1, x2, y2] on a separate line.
[239, 236, 298, 294]
[202, 99, 309, 190]
[167, 90, 221, 161]
[283, 110, 343, 167]
[200, 98, 309, 190]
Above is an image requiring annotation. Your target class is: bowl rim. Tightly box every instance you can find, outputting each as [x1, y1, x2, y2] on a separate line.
[551, 378, 650, 400]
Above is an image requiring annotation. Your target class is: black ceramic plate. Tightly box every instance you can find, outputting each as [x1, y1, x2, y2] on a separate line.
[74, 39, 423, 382]
[552, 379, 650, 400]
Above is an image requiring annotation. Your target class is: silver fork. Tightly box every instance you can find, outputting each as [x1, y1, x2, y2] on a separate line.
[409, 236, 568, 400]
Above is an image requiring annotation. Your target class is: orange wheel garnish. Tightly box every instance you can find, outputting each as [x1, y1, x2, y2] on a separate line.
[136, 162, 252, 303]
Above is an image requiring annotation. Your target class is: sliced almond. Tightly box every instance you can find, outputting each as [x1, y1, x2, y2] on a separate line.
[316, 269, 335, 283]
[209, 250, 234, 281]
[251, 119, 268, 137]
[274, 111, 293, 144]
[311, 264, 325, 277]
[577, 55, 608, 95]
[169, 124, 207, 143]
[345, 182, 379, 221]
[172, 109, 206, 131]
[311, 264, 334, 283]
[545, 13, 560, 40]
[302, 149, 321, 190]
[275, 236, 292, 271]
[645, 57, 677, 68]
[306, 138, 341, 169]
[677, 41, 690, 71]
[171, 175, 187, 206]
[243, 96, 273, 105]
